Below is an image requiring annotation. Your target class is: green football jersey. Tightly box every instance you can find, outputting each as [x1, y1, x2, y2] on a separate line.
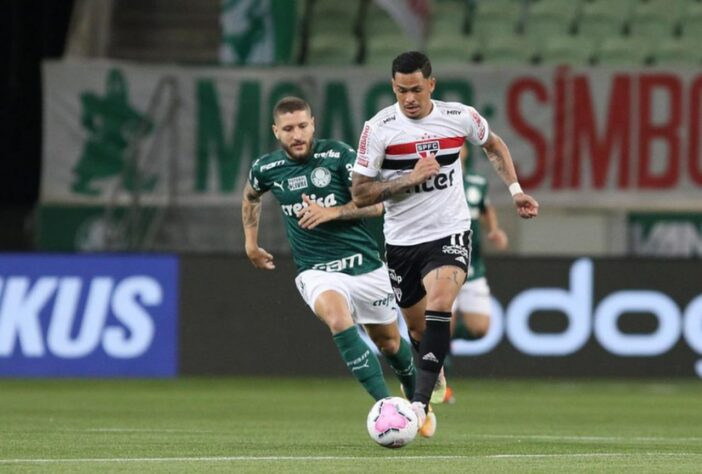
[248, 139, 383, 275]
[464, 173, 489, 281]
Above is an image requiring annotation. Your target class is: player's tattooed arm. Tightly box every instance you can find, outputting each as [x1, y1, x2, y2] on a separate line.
[242, 182, 263, 229]
[296, 195, 382, 230]
[335, 201, 384, 220]
[351, 154, 441, 207]
[351, 174, 403, 206]
[242, 182, 275, 269]
[482, 131, 540, 219]
[481, 131, 519, 186]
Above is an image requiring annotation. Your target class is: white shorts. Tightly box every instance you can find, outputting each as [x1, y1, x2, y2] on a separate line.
[294, 265, 397, 325]
[454, 277, 492, 316]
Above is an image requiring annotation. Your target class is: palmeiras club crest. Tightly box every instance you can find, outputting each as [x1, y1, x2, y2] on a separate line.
[415, 140, 439, 158]
[311, 167, 332, 187]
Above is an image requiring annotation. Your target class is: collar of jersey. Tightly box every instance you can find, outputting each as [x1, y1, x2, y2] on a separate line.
[394, 100, 438, 124]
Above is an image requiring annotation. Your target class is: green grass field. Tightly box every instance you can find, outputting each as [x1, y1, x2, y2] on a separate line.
[1, 378, 701, 473]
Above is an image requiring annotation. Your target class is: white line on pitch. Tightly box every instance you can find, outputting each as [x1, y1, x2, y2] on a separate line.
[1, 453, 701, 464]
[473, 434, 702, 443]
[76, 428, 213, 433]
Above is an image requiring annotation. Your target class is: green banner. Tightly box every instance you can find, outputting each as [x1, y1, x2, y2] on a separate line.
[219, 0, 297, 65]
[38, 205, 158, 251]
[628, 212, 702, 257]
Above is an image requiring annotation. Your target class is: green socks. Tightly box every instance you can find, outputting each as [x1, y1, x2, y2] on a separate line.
[384, 338, 416, 399]
[333, 326, 389, 401]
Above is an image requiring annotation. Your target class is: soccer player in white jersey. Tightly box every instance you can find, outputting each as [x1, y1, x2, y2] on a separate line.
[351, 51, 539, 434]
[242, 97, 417, 407]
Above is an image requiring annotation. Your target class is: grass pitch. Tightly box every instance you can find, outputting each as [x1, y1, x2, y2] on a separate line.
[1, 378, 701, 473]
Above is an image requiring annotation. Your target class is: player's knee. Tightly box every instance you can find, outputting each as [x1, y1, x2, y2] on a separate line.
[466, 315, 490, 338]
[409, 328, 424, 341]
[319, 311, 353, 334]
[425, 295, 455, 313]
[376, 337, 400, 355]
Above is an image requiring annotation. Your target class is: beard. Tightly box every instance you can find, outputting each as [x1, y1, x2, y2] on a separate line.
[282, 139, 313, 161]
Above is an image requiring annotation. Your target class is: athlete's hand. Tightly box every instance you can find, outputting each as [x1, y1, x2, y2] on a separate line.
[297, 194, 339, 229]
[487, 228, 509, 250]
[245, 244, 276, 270]
[513, 193, 539, 219]
[409, 152, 440, 185]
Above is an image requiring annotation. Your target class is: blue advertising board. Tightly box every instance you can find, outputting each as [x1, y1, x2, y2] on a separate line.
[0, 254, 178, 377]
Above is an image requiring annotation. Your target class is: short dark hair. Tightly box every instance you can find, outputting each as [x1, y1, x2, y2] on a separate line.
[391, 51, 432, 78]
[273, 96, 311, 120]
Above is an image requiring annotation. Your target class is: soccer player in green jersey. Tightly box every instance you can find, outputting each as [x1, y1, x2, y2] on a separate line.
[242, 96, 416, 403]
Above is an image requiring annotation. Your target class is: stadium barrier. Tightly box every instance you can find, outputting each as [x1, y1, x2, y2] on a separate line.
[2, 254, 700, 378]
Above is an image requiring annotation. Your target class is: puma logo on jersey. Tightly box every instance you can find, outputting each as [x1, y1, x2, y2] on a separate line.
[272, 181, 284, 191]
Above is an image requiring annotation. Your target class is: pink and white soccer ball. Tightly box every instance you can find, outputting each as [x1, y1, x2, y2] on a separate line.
[366, 396, 419, 448]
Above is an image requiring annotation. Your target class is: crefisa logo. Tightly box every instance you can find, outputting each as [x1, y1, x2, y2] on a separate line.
[0, 254, 178, 377]
[452, 258, 702, 377]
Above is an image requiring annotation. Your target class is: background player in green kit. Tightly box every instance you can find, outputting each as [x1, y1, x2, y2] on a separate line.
[443, 144, 509, 404]
[454, 143, 508, 339]
[241, 96, 416, 403]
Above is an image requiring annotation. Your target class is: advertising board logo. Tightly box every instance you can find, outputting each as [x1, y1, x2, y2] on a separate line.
[0, 254, 178, 377]
[450, 258, 702, 377]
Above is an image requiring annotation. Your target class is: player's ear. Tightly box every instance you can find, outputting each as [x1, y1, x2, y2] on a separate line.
[272, 123, 279, 140]
[428, 77, 436, 93]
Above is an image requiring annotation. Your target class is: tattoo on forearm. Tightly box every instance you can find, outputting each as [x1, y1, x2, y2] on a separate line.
[379, 188, 393, 201]
[242, 200, 261, 228]
[337, 203, 382, 220]
[353, 173, 415, 205]
[242, 187, 262, 228]
[487, 149, 506, 176]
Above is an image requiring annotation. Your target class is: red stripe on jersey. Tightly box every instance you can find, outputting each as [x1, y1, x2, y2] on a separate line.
[385, 136, 466, 156]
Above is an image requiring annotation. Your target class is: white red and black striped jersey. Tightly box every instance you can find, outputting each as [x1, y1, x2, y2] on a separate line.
[353, 100, 490, 246]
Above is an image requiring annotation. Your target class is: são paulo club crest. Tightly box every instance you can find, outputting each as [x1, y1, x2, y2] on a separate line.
[311, 167, 332, 187]
[415, 140, 439, 158]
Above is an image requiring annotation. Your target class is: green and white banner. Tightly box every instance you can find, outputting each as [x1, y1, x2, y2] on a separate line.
[41, 60, 702, 249]
[219, 0, 297, 65]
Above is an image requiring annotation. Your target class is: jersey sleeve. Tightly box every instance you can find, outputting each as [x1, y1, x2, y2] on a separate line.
[353, 121, 385, 178]
[339, 142, 357, 186]
[248, 158, 269, 193]
[462, 105, 490, 146]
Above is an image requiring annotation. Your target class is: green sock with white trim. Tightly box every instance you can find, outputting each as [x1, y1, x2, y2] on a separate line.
[384, 337, 416, 399]
[333, 326, 390, 401]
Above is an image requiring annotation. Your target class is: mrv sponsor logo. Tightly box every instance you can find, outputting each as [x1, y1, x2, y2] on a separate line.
[452, 258, 702, 377]
[0, 254, 178, 377]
